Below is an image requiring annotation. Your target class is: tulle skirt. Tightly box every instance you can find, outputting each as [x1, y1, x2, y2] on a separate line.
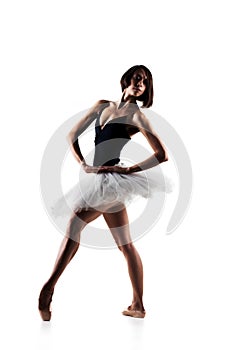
[51, 162, 173, 217]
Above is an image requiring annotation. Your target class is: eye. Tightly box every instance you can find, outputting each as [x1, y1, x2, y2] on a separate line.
[134, 74, 142, 81]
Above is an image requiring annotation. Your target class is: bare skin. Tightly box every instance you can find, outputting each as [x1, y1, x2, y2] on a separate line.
[103, 209, 145, 312]
[39, 206, 145, 320]
[39, 68, 168, 320]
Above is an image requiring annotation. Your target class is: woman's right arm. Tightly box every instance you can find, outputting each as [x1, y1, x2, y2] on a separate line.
[67, 100, 108, 166]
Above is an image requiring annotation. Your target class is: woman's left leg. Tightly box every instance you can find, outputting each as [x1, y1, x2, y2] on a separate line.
[103, 207, 145, 317]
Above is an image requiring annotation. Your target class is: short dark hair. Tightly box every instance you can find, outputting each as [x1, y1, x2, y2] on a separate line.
[120, 65, 154, 108]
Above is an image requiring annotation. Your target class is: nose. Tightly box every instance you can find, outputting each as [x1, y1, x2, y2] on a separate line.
[136, 78, 143, 87]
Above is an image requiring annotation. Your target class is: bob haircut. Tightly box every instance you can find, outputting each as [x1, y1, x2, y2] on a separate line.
[120, 65, 154, 108]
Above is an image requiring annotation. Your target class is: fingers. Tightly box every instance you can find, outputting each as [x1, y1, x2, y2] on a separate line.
[83, 165, 107, 174]
[98, 166, 129, 174]
[83, 165, 129, 174]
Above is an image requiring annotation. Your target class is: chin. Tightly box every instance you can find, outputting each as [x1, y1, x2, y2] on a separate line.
[133, 91, 142, 97]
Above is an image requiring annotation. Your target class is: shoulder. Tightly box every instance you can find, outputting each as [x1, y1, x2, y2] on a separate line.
[132, 109, 149, 128]
[82, 99, 111, 122]
[131, 109, 157, 136]
[95, 99, 110, 106]
[92, 99, 110, 113]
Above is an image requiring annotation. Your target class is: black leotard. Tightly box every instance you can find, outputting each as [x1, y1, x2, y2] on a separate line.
[93, 115, 131, 166]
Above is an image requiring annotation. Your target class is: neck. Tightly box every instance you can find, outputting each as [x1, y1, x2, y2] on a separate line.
[116, 98, 139, 115]
[118, 92, 137, 107]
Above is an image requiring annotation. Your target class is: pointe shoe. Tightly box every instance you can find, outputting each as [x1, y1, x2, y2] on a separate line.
[38, 288, 54, 321]
[122, 308, 146, 318]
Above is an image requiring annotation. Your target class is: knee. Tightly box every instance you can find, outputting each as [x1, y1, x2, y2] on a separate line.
[118, 242, 135, 255]
[66, 214, 86, 241]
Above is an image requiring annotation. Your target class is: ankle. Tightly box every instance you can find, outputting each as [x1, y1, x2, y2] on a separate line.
[131, 300, 145, 311]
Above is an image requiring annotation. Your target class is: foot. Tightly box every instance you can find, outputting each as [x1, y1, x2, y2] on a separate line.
[38, 286, 54, 321]
[122, 304, 146, 319]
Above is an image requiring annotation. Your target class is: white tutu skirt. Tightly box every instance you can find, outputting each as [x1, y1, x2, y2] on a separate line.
[51, 163, 174, 217]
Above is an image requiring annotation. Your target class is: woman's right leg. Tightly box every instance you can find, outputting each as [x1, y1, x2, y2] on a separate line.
[38, 209, 101, 320]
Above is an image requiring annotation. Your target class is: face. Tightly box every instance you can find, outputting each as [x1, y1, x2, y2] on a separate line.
[125, 69, 148, 98]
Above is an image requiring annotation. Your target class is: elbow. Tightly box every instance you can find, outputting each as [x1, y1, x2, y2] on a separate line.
[66, 132, 72, 144]
[156, 150, 168, 163]
[164, 152, 169, 162]
[67, 131, 77, 145]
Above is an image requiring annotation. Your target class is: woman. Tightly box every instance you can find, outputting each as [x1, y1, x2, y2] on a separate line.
[39, 65, 169, 321]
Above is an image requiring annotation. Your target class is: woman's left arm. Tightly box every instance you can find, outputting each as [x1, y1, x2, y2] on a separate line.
[126, 111, 168, 173]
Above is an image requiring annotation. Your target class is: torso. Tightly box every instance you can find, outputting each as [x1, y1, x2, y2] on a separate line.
[93, 101, 140, 166]
[97, 101, 140, 137]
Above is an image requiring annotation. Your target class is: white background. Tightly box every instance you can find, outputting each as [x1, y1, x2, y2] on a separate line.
[1, 1, 232, 349]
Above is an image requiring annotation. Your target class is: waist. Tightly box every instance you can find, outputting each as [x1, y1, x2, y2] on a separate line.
[93, 157, 120, 166]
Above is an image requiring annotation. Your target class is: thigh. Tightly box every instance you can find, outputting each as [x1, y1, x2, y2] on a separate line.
[103, 207, 133, 246]
[75, 208, 103, 224]
[66, 209, 102, 241]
